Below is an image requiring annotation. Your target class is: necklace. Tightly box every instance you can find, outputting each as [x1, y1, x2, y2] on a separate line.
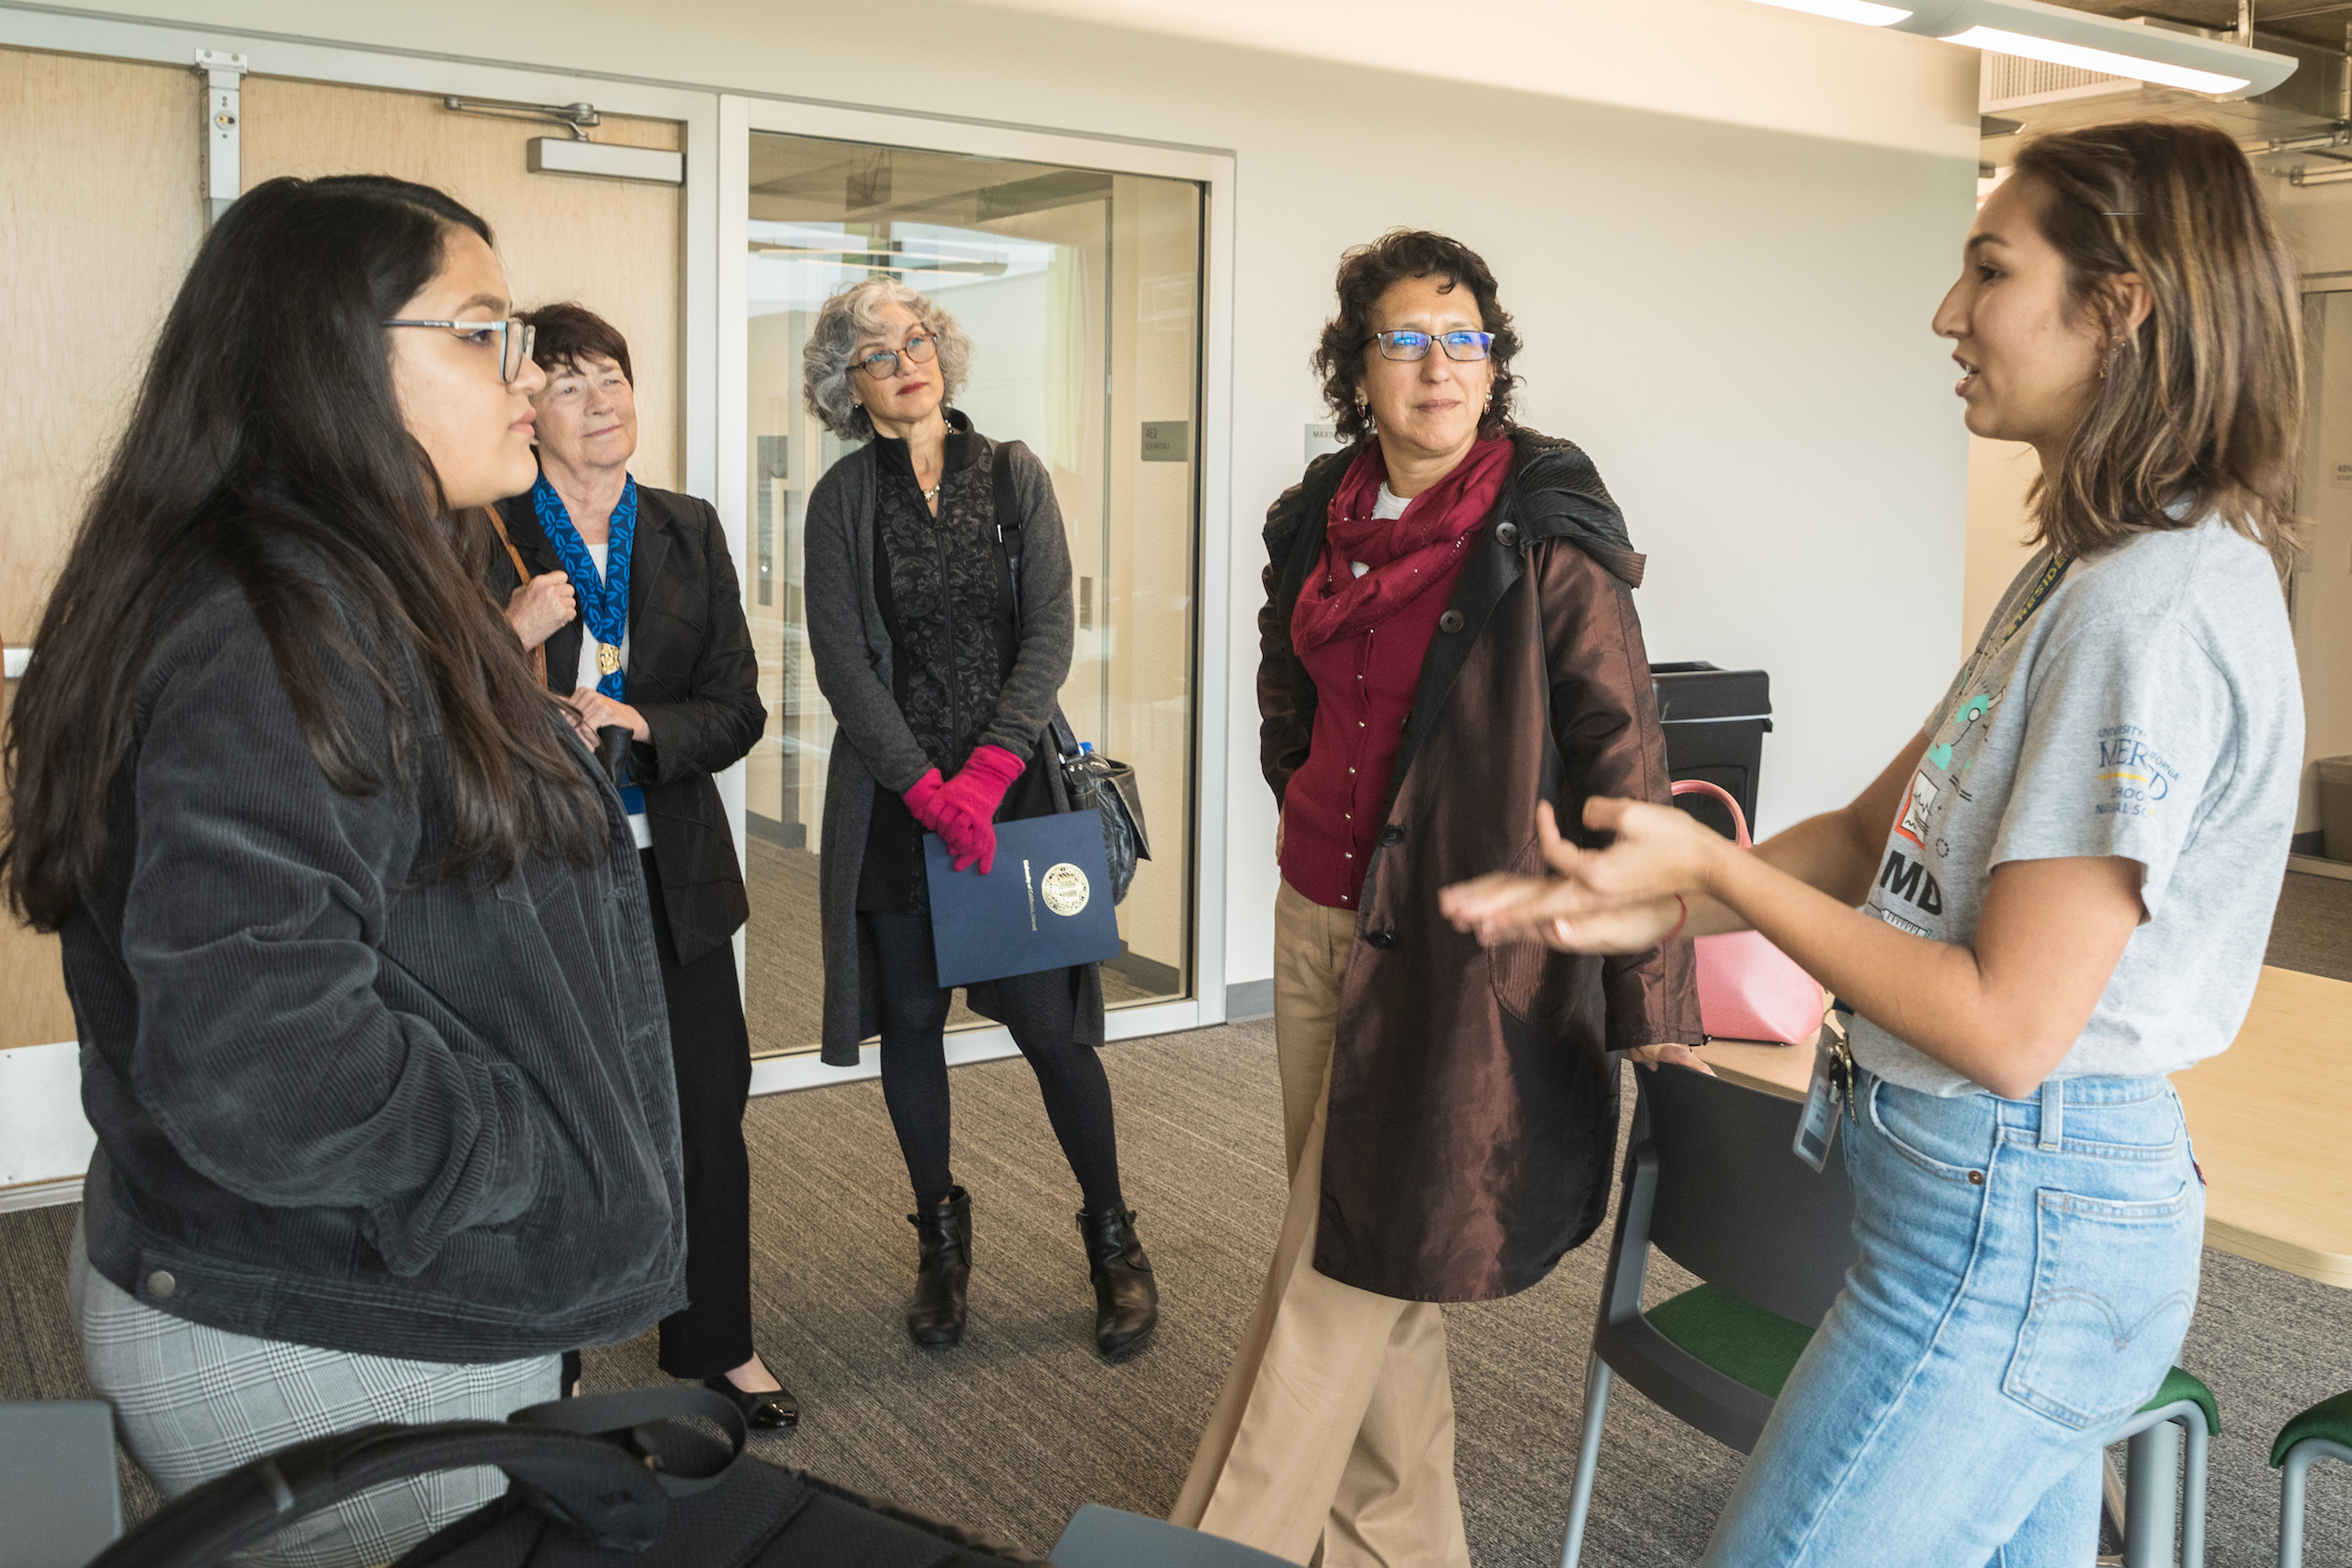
[920, 479, 942, 501]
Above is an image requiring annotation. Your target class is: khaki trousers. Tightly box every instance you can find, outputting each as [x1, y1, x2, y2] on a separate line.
[1172, 879, 1470, 1568]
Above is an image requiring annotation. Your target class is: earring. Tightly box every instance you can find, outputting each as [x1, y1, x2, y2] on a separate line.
[2100, 334, 2129, 381]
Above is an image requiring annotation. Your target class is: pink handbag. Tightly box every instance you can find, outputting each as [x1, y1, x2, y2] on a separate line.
[1671, 781, 1826, 1045]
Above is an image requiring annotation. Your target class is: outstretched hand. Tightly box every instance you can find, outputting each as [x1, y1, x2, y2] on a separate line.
[1439, 797, 1727, 954]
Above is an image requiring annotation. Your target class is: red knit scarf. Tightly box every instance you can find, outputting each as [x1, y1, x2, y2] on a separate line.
[1291, 436, 1513, 652]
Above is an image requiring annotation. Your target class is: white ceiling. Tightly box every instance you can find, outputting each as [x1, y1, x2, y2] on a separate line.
[972, 0, 1982, 158]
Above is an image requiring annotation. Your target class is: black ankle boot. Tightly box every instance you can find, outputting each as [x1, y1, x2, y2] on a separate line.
[907, 1186, 972, 1347]
[1077, 1206, 1158, 1360]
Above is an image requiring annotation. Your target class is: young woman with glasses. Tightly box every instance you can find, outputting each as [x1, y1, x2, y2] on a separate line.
[1172, 228, 1700, 1566]
[2, 176, 687, 1567]
[799, 276, 1158, 1359]
[1446, 121, 2306, 1564]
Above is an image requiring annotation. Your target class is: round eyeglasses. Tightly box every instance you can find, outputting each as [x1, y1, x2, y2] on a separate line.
[383, 317, 537, 384]
[1365, 329, 1495, 362]
[860, 336, 940, 381]
[856, 333, 939, 380]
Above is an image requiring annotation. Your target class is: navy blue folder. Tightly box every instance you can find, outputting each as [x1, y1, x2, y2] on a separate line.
[923, 811, 1123, 987]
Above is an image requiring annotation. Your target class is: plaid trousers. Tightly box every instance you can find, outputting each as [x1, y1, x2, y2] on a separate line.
[69, 1220, 558, 1568]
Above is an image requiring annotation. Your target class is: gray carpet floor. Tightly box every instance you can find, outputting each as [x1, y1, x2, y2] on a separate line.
[6, 1018, 2350, 1564]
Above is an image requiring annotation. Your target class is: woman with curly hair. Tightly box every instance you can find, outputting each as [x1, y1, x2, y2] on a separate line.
[799, 277, 1158, 1359]
[1172, 230, 1700, 1565]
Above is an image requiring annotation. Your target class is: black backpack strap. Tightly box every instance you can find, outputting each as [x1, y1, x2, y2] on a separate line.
[992, 436, 1028, 637]
[504, 1386, 746, 1498]
[991, 439, 1082, 761]
[88, 1421, 670, 1567]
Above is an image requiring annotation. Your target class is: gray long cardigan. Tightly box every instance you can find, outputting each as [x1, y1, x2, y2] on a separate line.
[802, 428, 1107, 1065]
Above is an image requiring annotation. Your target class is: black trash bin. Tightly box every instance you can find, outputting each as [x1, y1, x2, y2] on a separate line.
[1651, 662, 1771, 841]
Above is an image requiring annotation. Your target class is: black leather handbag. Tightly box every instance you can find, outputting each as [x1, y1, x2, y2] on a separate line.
[88, 1387, 1042, 1568]
[990, 440, 1150, 905]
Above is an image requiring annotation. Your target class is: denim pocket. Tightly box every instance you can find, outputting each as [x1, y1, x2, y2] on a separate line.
[2002, 1179, 2198, 1430]
[1865, 1078, 1984, 1185]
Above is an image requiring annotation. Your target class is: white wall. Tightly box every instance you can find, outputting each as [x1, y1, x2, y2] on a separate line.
[2263, 181, 2352, 839]
[31, 0, 1980, 1000]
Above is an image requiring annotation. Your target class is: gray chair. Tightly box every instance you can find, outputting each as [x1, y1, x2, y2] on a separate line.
[2272, 1388, 2352, 1566]
[1560, 1060, 1858, 1567]
[1052, 1505, 1294, 1566]
[1558, 1062, 2209, 1568]
[0, 1400, 122, 1567]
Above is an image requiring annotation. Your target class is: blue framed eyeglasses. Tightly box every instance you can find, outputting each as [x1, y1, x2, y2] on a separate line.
[1366, 329, 1495, 362]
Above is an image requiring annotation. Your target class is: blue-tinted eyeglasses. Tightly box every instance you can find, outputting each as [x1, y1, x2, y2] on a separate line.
[1365, 329, 1495, 362]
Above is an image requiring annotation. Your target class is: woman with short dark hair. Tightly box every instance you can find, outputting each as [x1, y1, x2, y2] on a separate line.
[1172, 229, 1700, 1565]
[800, 275, 1158, 1359]
[3, 176, 684, 1568]
[486, 302, 792, 1428]
[1447, 121, 2307, 1562]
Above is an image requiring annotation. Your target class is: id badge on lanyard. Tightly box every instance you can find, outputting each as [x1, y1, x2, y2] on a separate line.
[1794, 1027, 1857, 1173]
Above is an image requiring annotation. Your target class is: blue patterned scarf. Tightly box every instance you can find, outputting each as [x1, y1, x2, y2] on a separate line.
[529, 473, 638, 701]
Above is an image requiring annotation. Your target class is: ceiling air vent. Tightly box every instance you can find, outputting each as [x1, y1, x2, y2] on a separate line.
[1982, 49, 2137, 113]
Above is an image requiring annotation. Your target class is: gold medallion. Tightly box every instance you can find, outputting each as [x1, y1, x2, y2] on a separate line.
[1040, 863, 1090, 918]
[596, 641, 622, 676]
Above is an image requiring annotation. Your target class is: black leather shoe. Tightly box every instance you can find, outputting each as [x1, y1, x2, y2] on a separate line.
[1078, 1206, 1158, 1360]
[907, 1186, 972, 1347]
[699, 1374, 799, 1430]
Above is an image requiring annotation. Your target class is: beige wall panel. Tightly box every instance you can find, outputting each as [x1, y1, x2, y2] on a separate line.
[0, 46, 203, 1051]
[0, 47, 205, 642]
[238, 78, 685, 490]
[1963, 436, 2040, 662]
[1, 676, 80, 1052]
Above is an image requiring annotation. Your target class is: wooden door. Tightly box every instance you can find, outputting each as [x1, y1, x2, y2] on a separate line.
[240, 79, 684, 489]
[0, 47, 205, 1052]
[0, 55, 686, 1053]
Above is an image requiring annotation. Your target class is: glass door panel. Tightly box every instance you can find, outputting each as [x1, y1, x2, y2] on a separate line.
[741, 132, 1203, 1057]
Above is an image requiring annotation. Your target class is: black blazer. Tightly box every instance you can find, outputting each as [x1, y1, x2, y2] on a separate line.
[490, 483, 763, 967]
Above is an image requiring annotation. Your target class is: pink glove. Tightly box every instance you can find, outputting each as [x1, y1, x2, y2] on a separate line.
[901, 768, 947, 832]
[934, 810, 995, 876]
[934, 744, 1025, 875]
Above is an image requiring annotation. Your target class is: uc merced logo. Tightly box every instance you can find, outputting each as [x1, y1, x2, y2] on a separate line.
[2095, 725, 2179, 818]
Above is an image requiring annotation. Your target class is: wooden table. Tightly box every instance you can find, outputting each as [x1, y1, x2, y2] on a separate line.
[1697, 967, 2352, 1289]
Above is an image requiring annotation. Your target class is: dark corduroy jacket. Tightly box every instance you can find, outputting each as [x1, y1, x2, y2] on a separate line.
[488, 483, 763, 966]
[67, 565, 686, 1361]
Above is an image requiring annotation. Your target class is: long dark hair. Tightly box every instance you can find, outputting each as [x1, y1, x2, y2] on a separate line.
[2, 175, 603, 931]
[2012, 122, 2304, 576]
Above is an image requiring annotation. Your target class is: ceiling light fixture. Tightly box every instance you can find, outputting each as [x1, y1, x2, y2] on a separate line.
[1748, 0, 2298, 98]
[1751, 0, 1915, 21]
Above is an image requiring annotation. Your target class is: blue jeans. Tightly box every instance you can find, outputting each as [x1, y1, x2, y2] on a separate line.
[1701, 1069, 2204, 1567]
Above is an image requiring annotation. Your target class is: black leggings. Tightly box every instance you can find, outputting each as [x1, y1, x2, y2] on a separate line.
[863, 910, 1124, 1215]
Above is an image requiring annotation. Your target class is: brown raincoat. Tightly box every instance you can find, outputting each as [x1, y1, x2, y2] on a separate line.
[1259, 429, 1704, 1303]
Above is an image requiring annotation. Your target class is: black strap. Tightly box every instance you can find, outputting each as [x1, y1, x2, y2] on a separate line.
[504, 1385, 746, 1498]
[87, 1386, 764, 1568]
[991, 439, 1081, 760]
[992, 438, 1025, 593]
[88, 1421, 671, 1566]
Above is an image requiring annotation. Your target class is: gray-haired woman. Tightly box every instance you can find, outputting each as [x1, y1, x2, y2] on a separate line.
[800, 277, 1158, 1359]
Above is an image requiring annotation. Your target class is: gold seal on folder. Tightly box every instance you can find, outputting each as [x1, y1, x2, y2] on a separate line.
[1040, 863, 1090, 917]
